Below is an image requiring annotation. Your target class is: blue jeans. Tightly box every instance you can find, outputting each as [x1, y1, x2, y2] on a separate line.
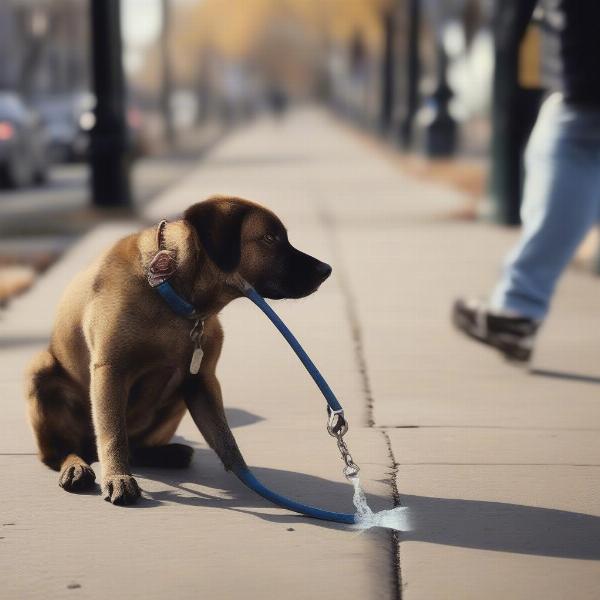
[490, 94, 600, 320]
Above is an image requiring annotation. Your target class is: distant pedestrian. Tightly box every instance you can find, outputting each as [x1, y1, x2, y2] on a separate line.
[267, 85, 288, 119]
[453, 0, 600, 362]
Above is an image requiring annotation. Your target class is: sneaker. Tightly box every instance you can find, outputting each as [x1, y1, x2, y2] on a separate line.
[452, 298, 540, 363]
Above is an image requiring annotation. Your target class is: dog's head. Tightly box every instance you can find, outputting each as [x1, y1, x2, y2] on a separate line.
[184, 196, 332, 299]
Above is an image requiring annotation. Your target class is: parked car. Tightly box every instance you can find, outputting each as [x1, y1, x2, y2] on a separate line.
[35, 91, 151, 162]
[0, 93, 49, 189]
[33, 92, 93, 163]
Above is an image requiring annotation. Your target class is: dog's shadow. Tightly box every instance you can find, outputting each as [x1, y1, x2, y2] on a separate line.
[132, 438, 600, 561]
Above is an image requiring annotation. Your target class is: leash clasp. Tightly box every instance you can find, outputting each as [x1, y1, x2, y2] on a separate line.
[327, 408, 348, 438]
[327, 408, 360, 479]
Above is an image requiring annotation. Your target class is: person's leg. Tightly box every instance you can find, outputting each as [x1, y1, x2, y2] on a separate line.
[490, 95, 600, 320]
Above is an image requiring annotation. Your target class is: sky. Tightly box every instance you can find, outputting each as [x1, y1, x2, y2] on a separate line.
[122, 0, 162, 47]
[121, 0, 162, 73]
[121, 0, 198, 73]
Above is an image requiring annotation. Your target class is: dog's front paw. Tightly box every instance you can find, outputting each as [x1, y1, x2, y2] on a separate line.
[102, 474, 141, 506]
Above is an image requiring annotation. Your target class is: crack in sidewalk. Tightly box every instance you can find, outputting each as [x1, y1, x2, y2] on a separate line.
[319, 203, 402, 600]
[382, 429, 403, 600]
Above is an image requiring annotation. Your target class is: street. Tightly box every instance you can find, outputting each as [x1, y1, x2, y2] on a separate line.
[0, 124, 224, 229]
[0, 164, 85, 219]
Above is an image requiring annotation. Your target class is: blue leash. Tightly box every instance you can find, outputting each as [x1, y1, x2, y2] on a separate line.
[232, 282, 358, 525]
[242, 286, 343, 413]
[233, 467, 355, 524]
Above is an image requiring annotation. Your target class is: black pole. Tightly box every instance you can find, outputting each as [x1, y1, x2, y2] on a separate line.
[89, 0, 132, 208]
[160, 0, 175, 145]
[399, 0, 420, 148]
[490, 0, 541, 225]
[379, 10, 395, 133]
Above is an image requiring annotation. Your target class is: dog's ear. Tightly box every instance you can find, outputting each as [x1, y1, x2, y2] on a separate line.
[184, 198, 250, 272]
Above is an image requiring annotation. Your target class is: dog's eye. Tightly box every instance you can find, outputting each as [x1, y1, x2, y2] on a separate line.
[263, 233, 278, 245]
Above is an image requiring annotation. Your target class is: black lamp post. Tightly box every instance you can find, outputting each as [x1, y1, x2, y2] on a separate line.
[423, 40, 457, 157]
[89, 0, 132, 208]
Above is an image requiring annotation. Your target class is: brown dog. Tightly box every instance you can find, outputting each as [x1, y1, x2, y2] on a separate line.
[26, 196, 332, 505]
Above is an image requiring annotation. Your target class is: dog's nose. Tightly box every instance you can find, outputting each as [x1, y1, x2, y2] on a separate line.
[316, 261, 332, 280]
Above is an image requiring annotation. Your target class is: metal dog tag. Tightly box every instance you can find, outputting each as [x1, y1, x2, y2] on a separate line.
[189, 318, 205, 375]
[189, 346, 203, 375]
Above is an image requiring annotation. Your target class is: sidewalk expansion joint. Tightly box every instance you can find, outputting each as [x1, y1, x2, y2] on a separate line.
[318, 204, 402, 600]
[381, 429, 403, 600]
[0, 453, 37, 456]
[377, 424, 600, 432]
[390, 462, 600, 467]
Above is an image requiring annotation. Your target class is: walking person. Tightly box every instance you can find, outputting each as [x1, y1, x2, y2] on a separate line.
[454, 0, 600, 362]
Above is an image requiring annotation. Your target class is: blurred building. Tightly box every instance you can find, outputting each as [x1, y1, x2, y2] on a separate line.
[0, 0, 89, 98]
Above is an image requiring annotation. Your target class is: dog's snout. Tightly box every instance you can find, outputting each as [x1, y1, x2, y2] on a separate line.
[316, 261, 332, 280]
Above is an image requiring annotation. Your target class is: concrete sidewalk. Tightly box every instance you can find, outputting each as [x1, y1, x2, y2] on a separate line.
[1, 108, 599, 599]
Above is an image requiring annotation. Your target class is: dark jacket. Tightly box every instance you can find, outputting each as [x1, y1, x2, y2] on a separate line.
[539, 0, 600, 105]
[506, 0, 600, 106]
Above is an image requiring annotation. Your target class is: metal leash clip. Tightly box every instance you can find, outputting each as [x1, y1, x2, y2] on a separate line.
[327, 408, 348, 437]
[327, 408, 360, 480]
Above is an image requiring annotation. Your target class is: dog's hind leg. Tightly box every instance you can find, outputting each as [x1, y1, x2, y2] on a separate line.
[130, 399, 193, 468]
[26, 349, 97, 492]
